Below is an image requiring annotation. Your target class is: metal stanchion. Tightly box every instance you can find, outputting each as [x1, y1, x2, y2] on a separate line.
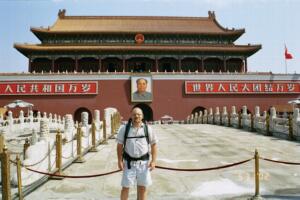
[90, 120, 98, 152]
[250, 150, 263, 200]
[51, 129, 64, 179]
[1, 145, 11, 200]
[16, 155, 23, 200]
[228, 113, 231, 127]
[74, 125, 85, 163]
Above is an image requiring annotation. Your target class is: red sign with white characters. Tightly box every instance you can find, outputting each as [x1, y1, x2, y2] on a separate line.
[185, 81, 300, 94]
[0, 81, 98, 95]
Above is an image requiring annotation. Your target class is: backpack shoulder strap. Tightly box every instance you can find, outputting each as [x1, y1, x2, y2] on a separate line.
[123, 118, 132, 150]
[144, 123, 150, 145]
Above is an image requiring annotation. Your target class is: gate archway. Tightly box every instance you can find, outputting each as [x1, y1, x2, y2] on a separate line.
[74, 107, 92, 124]
[192, 106, 206, 115]
[132, 104, 153, 122]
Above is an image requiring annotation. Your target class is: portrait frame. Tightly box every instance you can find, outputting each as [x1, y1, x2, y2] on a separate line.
[131, 75, 153, 102]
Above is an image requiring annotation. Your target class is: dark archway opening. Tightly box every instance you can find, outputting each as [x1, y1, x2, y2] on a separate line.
[74, 107, 92, 124]
[133, 104, 153, 122]
[192, 106, 206, 115]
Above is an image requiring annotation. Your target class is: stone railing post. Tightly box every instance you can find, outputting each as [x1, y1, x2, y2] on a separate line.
[208, 108, 213, 124]
[194, 112, 198, 124]
[199, 111, 203, 124]
[288, 114, 294, 140]
[231, 106, 237, 127]
[204, 110, 208, 124]
[111, 114, 114, 135]
[23, 138, 30, 159]
[293, 108, 300, 139]
[269, 107, 276, 133]
[222, 106, 227, 126]
[266, 112, 270, 136]
[190, 114, 194, 124]
[242, 105, 247, 128]
[102, 118, 108, 144]
[215, 107, 220, 125]
[251, 113, 255, 132]
[19, 110, 24, 124]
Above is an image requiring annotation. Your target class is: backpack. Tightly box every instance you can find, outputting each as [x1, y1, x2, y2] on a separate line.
[123, 118, 149, 149]
[122, 118, 150, 169]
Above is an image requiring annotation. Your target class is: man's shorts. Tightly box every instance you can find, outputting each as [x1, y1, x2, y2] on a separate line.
[121, 160, 152, 188]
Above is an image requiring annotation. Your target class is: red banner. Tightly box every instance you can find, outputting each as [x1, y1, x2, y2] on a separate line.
[0, 81, 98, 95]
[185, 81, 300, 94]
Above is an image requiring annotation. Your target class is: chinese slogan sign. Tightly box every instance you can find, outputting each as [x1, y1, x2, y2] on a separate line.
[185, 81, 300, 94]
[0, 81, 98, 95]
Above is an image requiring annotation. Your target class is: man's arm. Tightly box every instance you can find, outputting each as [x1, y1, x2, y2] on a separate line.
[149, 143, 157, 171]
[117, 143, 124, 170]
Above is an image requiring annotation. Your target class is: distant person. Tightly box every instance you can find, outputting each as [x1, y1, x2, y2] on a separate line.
[117, 107, 158, 200]
[132, 78, 152, 101]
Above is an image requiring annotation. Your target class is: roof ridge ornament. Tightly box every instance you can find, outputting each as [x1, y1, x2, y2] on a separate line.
[208, 11, 215, 19]
[58, 9, 66, 19]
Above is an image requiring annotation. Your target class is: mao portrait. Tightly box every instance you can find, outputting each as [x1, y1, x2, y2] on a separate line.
[131, 76, 152, 102]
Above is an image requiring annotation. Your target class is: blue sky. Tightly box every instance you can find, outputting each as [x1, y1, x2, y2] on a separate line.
[0, 0, 299, 73]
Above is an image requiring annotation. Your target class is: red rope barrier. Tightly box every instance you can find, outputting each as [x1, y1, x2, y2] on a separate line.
[25, 167, 121, 178]
[260, 157, 300, 165]
[156, 157, 253, 172]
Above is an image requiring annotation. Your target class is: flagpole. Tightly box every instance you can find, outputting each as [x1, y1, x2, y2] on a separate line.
[285, 58, 287, 74]
[284, 43, 287, 74]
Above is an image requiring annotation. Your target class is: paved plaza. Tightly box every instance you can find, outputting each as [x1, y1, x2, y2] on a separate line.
[26, 124, 300, 200]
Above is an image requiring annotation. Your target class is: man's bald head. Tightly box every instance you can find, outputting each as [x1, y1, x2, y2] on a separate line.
[131, 107, 144, 118]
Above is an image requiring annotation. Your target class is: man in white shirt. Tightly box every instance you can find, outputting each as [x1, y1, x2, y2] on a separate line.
[117, 107, 158, 200]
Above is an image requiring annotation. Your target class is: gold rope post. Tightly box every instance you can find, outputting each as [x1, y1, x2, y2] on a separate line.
[52, 129, 64, 179]
[102, 118, 108, 144]
[16, 155, 23, 200]
[250, 149, 263, 200]
[0, 134, 4, 154]
[75, 125, 85, 163]
[90, 120, 98, 152]
[1, 145, 11, 200]
[23, 138, 30, 159]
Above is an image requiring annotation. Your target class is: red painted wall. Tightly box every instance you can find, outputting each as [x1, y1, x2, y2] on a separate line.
[0, 79, 296, 121]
